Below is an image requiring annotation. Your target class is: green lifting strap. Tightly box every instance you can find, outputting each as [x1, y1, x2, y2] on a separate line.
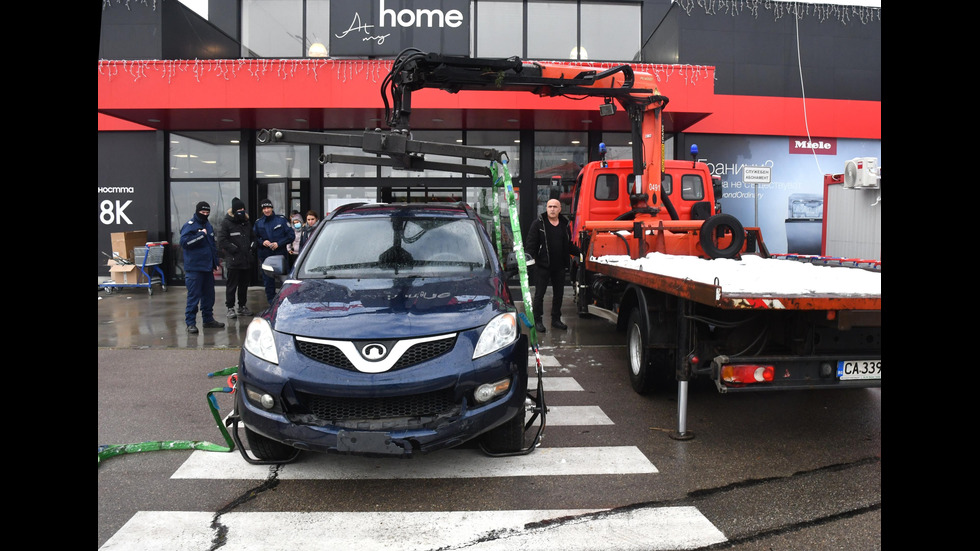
[490, 161, 538, 347]
[98, 367, 239, 466]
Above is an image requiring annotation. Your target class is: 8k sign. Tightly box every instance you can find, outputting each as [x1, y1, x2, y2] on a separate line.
[330, 0, 469, 57]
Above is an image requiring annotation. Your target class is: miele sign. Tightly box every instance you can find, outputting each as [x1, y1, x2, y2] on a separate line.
[330, 0, 469, 57]
[789, 137, 837, 155]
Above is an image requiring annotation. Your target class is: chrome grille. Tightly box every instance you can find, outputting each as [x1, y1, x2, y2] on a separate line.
[295, 335, 457, 371]
[296, 388, 458, 421]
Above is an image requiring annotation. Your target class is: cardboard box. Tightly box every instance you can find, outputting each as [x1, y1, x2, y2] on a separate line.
[107, 260, 147, 285]
[111, 230, 148, 261]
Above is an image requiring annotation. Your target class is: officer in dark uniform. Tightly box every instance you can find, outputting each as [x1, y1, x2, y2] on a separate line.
[180, 201, 225, 334]
[252, 198, 295, 303]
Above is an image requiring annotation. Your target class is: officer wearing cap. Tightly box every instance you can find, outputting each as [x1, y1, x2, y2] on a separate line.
[252, 198, 295, 303]
[180, 200, 225, 334]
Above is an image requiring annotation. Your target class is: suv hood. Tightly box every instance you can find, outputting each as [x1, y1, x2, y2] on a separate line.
[269, 276, 512, 339]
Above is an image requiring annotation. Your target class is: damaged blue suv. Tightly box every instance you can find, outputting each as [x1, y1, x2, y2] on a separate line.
[234, 202, 529, 461]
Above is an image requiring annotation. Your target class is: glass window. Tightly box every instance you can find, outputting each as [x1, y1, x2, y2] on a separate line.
[594, 174, 619, 201]
[599, 132, 633, 161]
[321, 130, 382, 178]
[170, 132, 240, 179]
[306, 0, 331, 57]
[475, 0, 524, 57]
[681, 174, 704, 201]
[257, 143, 309, 178]
[323, 187, 379, 217]
[299, 216, 489, 278]
[528, 1, 577, 60]
[661, 173, 672, 195]
[242, 0, 303, 58]
[580, 2, 640, 61]
[534, 131, 586, 216]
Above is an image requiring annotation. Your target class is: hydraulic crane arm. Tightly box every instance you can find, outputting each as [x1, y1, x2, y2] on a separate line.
[382, 49, 669, 200]
[259, 51, 669, 204]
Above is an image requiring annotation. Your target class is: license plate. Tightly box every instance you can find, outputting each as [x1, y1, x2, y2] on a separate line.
[837, 360, 881, 380]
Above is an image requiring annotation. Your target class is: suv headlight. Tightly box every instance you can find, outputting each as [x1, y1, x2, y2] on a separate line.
[244, 317, 279, 364]
[473, 312, 518, 359]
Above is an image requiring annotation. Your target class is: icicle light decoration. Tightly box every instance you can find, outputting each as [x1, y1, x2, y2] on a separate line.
[673, 1, 880, 24]
[98, 58, 715, 89]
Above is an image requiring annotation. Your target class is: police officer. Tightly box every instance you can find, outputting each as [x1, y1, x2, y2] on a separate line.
[253, 198, 295, 303]
[180, 201, 225, 334]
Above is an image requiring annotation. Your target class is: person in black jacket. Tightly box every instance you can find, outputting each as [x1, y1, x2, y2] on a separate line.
[524, 198, 580, 333]
[216, 197, 254, 319]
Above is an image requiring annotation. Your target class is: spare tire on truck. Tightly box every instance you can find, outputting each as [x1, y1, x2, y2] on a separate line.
[699, 213, 745, 259]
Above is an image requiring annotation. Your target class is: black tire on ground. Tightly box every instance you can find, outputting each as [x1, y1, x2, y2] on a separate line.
[480, 407, 526, 453]
[244, 426, 297, 461]
[626, 309, 672, 394]
[699, 213, 745, 259]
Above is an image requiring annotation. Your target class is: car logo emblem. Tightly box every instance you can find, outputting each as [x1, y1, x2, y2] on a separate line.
[361, 343, 387, 361]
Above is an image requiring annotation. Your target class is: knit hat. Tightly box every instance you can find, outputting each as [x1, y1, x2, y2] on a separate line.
[260, 198, 274, 209]
[196, 201, 211, 213]
[232, 197, 245, 211]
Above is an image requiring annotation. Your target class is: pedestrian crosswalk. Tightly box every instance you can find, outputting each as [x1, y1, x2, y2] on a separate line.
[100, 353, 728, 550]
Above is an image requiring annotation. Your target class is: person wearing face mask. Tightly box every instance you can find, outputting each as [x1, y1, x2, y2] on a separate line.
[253, 198, 295, 303]
[180, 201, 225, 334]
[216, 197, 254, 319]
[299, 210, 319, 252]
[287, 213, 304, 263]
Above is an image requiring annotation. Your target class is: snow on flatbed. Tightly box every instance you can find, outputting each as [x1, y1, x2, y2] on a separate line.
[592, 253, 881, 296]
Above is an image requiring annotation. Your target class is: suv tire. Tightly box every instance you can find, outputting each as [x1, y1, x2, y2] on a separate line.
[244, 426, 297, 461]
[480, 407, 526, 453]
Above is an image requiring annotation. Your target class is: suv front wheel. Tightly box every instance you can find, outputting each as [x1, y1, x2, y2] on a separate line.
[480, 407, 526, 453]
[244, 425, 298, 461]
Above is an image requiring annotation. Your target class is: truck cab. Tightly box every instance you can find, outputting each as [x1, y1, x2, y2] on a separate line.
[570, 158, 717, 248]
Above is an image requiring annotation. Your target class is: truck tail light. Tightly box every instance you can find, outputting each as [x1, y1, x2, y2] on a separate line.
[721, 364, 774, 384]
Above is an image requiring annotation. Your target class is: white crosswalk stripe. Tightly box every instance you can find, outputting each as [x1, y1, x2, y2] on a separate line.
[172, 445, 656, 480]
[101, 508, 727, 550]
[102, 355, 728, 550]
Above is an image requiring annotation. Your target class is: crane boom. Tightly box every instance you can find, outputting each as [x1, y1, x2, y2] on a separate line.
[382, 50, 669, 201]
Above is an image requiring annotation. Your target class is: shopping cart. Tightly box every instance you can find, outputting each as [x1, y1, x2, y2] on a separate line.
[99, 241, 169, 296]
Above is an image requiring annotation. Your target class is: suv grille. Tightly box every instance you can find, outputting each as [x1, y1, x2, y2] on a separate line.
[296, 388, 458, 422]
[295, 335, 457, 371]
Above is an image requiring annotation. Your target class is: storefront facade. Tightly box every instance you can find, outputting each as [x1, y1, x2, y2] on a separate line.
[98, 0, 881, 284]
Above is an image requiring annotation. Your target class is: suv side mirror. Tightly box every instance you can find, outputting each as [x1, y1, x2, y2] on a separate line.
[261, 255, 287, 280]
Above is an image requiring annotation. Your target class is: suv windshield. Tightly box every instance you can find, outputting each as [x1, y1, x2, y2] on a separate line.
[298, 216, 491, 278]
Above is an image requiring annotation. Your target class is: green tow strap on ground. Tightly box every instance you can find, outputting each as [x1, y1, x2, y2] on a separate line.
[98, 366, 239, 466]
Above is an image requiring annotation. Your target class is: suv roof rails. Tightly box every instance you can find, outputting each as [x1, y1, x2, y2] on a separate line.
[325, 202, 368, 220]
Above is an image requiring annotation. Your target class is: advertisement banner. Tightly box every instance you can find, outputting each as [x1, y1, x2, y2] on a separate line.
[690, 135, 881, 255]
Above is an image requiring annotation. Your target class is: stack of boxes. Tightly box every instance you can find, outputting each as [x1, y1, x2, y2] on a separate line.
[106, 230, 148, 284]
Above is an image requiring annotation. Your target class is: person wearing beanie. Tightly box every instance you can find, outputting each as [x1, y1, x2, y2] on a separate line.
[252, 198, 295, 303]
[179, 200, 225, 334]
[216, 197, 254, 319]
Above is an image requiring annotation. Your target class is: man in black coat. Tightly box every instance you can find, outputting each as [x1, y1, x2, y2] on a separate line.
[216, 197, 254, 318]
[524, 198, 580, 333]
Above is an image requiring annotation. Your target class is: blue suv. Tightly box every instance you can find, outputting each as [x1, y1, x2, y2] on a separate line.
[235, 202, 529, 460]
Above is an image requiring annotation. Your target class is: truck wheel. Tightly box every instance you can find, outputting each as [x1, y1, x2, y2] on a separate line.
[244, 426, 297, 462]
[481, 407, 526, 453]
[626, 309, 672, 394]
[699, 214, 745, 259]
